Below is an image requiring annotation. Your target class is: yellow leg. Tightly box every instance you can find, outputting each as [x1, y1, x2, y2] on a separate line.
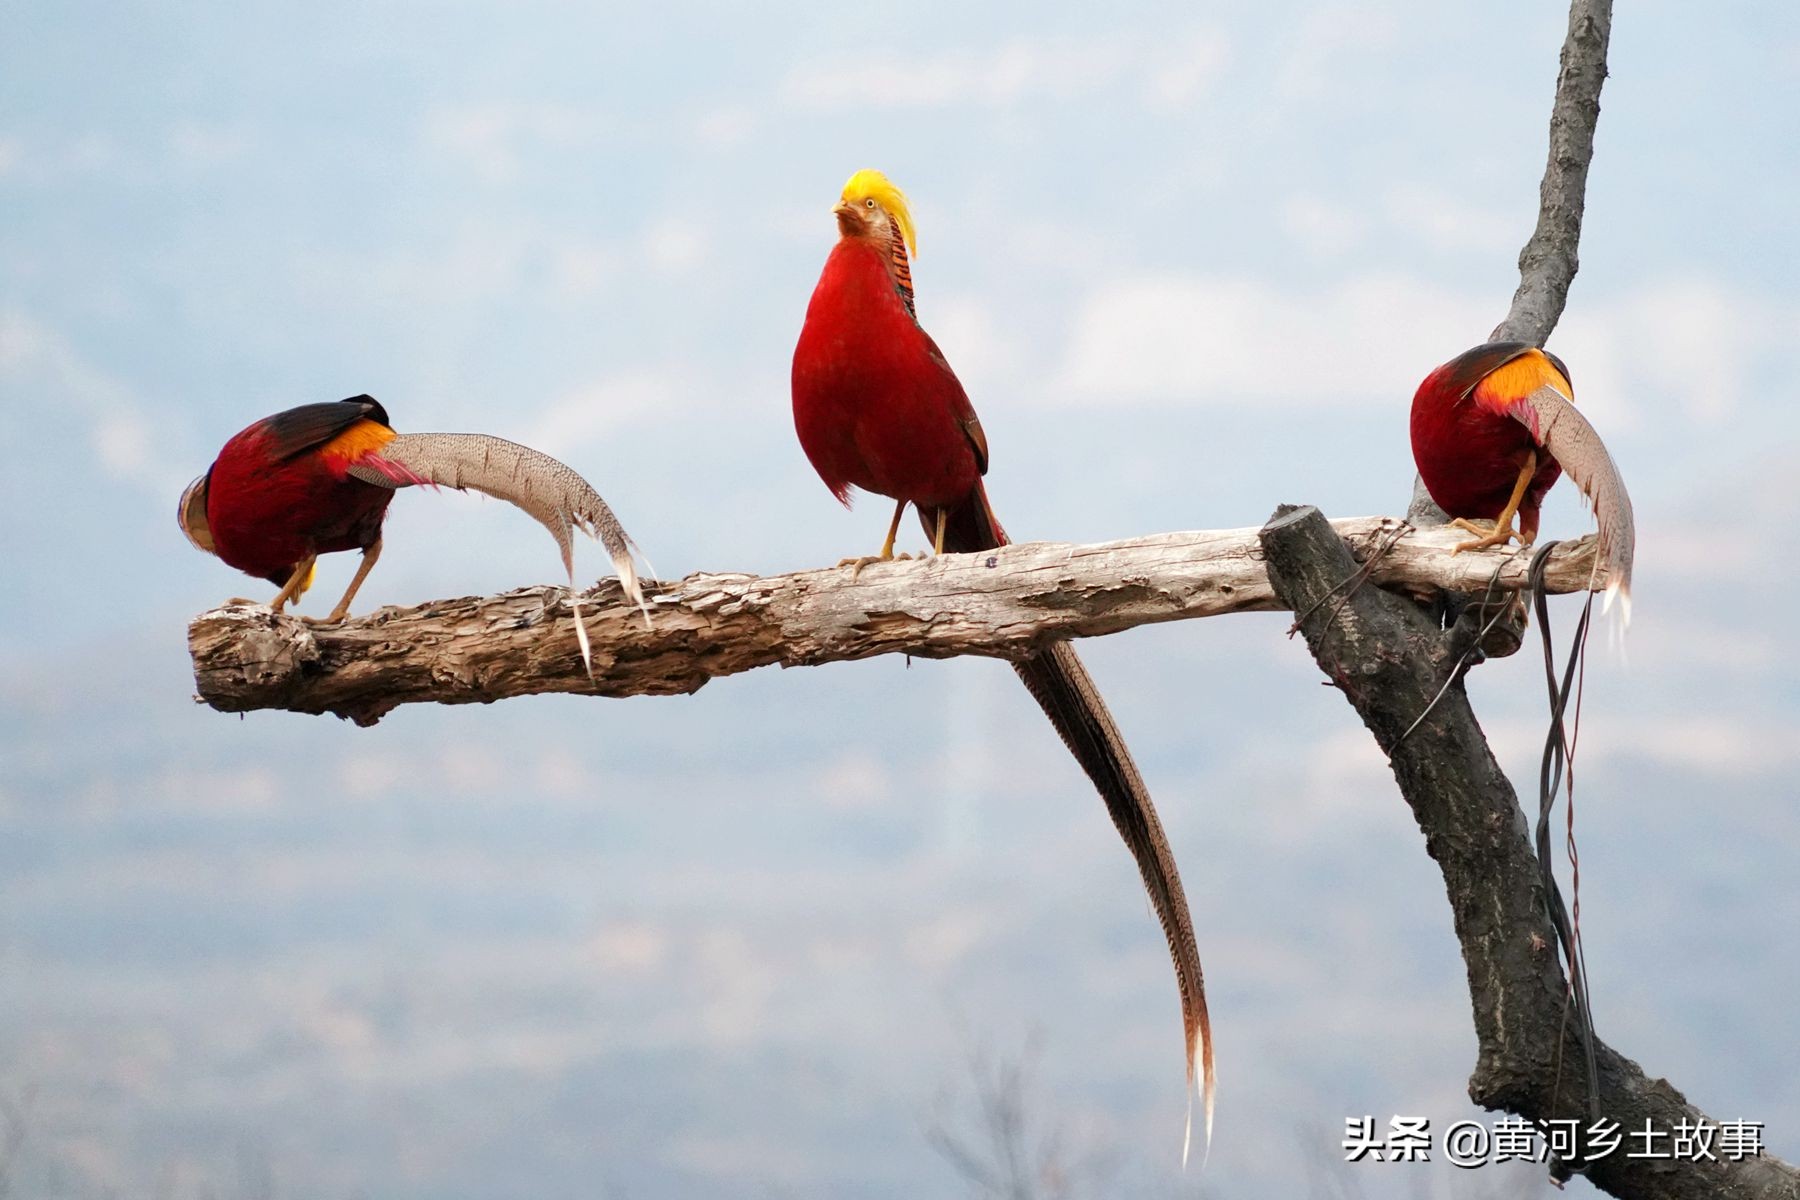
[838, 499, 914, 578]
[932, 507, 947, 556]
[880, 498, 906, 560]
[308, 538, 382, 625]
[1452, 451, 1537, 554]
[268, 555, 317, 615]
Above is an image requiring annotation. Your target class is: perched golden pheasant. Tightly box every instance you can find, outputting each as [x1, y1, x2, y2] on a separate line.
[1411, 342, 1635, 611]
[180, 395, 645, 660]
[792, 170, 1214, 1158]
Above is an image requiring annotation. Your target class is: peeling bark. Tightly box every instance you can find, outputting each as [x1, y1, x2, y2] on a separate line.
[187, 517, 1609, 725]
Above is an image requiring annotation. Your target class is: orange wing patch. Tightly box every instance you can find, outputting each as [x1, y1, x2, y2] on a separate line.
[1474, 348, 1572, 413]
[317, 419, 397, 466]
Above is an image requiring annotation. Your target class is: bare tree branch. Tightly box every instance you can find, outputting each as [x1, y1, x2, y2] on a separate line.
[186, 518, 1612, 725]
[1263, 505, 1799, 1200]
[1495, 0, 1613, 345]
[926, 1035, 1116, 1200]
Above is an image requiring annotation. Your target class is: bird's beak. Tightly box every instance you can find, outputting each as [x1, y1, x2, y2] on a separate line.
[832, 200, 862, 236]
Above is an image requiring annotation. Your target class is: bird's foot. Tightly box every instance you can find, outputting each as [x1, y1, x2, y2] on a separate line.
[301, 609, 352, 627]
[224, 597, 258, 607]
[1449, 518, 1524, 555]
[838, 552, 914, 581]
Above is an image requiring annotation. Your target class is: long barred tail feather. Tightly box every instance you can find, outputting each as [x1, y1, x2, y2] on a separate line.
[1515, 384, 1635, 621]
[347, 432, 651, 671]
[932, 481, 1215, 1163]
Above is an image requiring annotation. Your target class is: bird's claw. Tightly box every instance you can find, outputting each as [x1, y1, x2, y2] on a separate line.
[1449, 518, 1525, 555]
[838, 552, 913, 581]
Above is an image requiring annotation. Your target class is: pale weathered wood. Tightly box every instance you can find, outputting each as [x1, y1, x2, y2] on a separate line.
[187, 516, 1611, 725]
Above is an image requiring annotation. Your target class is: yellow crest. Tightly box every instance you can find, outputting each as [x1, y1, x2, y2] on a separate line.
[840, 168, 917, 257]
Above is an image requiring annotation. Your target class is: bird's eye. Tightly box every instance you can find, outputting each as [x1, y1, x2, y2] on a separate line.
[864, 198, 877, 209]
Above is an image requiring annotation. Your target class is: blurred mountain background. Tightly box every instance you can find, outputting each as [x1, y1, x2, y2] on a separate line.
[2, 2, 1796, 1195]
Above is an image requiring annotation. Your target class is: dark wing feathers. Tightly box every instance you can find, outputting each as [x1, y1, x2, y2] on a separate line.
[260, 397, 390, 462]
[922, 332, 989, 476]
[1438, 341, 1538, 401]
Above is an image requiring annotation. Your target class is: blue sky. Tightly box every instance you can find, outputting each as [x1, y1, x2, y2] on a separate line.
[3, 2, 1797, 1196]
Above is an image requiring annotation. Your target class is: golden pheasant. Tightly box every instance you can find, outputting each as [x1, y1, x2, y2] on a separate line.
[1411, 342, 1634, 609]
[180, 396, 645, 659]
[792, 170, 1213, 1157]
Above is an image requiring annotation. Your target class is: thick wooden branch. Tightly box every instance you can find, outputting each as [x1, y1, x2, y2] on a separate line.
[1264, 505, 1797, 1199]
[187, 516, 1610, 726]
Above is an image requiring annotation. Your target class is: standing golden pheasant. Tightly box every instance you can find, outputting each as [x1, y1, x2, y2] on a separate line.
[791, 169, 1213, 1157]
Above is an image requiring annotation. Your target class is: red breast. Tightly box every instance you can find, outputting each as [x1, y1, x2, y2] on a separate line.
[205, 419, 394, 585]
[792, 239, 983, 511]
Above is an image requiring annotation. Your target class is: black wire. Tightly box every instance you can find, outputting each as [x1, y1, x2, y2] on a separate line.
[1527, 542, 1602, 1141]
[1392, 558, 1514, 748]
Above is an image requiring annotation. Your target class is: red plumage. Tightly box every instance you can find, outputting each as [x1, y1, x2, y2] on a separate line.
[184, 396, 649, 635]
[1411, 342, 1566, 544]
[791, 174, 1214, 1156]
[793, 238, 987, 519]
[197, 398, 396, 587]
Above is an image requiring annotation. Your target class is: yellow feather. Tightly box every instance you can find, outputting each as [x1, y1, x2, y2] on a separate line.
[318, 418, 398, 464]
[1478, 348, 1572, 407]
[840, 168, 917, 257]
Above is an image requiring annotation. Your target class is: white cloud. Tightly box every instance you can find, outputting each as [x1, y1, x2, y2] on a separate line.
[0, 310, 179, 496]
[586, 920, 668, 977]
[781, 29, 1226, 112]
[1141, 31, 1231, 112]
[1274, 4, 1401, 100]
[693, 105, 758, 146]
[1383, 183, 1515, 253]
[1057, 270, 1799, 425]
[923, 293, 1025, 394]
[547, 237, 617, 298]
[291, 226, 534, 311]
[95, 411, 153, 479]
[524, 365, 695, 454]
[1280, 194, 1367, 256]
[1558, 278, 1783, 426]
[641, 219, 708, 274]
[1059, 271, 1491, 406]
[338, 750, 413, 803]
[437, 743, 506, 797]
[1485, 713, 1800, 778]
[668, 1131, 814, 1186]
[901, 909, 993, 973]
[169, 123, 253, 167]
[809, 748, 893, 812]
[423, 102, 615, 184]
